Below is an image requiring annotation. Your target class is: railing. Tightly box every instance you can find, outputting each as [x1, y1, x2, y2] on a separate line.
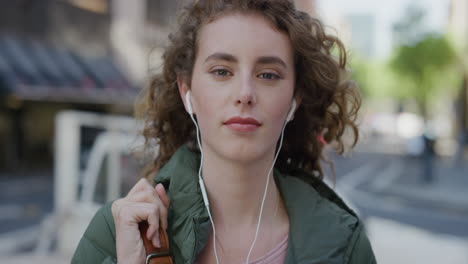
[36, 111, 144, 257]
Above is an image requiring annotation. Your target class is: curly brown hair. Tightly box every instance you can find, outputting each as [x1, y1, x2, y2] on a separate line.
[136, 0, 361, 181]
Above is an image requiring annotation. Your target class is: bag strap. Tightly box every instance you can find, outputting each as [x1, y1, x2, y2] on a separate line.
[139, 221, 173, 264]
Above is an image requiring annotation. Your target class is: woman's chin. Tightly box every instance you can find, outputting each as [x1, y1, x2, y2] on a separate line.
[219, 145, 270, 164]
[202, 137, 276, 164]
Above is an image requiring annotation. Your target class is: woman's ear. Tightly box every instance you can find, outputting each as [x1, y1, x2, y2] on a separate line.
[177, 75, 191, 114]
[288, 96, 302, 122]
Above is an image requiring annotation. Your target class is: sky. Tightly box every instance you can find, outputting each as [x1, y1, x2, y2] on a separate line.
[316, 0, 450, 58]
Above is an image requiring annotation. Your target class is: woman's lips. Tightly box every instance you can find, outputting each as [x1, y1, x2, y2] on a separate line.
[224, 117, 261, 132]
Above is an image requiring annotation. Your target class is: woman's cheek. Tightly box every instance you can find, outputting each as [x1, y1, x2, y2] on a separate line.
[271, 102, 291, 127]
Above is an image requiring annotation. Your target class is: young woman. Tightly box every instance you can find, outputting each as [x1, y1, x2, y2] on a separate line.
[72, 1, 376, 263]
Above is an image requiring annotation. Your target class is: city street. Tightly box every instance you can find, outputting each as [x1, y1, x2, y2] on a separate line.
[1, 0, 467, 263]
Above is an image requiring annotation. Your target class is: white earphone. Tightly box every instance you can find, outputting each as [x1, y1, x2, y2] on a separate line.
[286, 99, 296, 123]
[185, 91, 194, 115]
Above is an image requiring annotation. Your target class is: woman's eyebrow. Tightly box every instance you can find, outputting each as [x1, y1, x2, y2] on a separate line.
[204, 53, 287, 69]
[204, 52, 237, 63]
[256, 56, 287, 69]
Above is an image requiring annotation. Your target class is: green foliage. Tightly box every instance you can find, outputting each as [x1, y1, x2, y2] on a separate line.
[348, 4, 460, 119]
[389, 34, 457, 117]
[391, 35, 455, 82]
[350, 56, 412, 100]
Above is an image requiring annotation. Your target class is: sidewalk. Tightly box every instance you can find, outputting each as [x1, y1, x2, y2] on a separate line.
[0, 254, 69, 264]
[368, 217, 468, 264]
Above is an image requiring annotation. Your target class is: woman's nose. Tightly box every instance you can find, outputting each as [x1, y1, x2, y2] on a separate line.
[236, 77, 257, 106]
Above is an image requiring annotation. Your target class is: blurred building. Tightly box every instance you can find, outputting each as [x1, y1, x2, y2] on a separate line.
[0, 0, 178, 171]
[346, 14, 376, 58]
[448, 0, 468, 49]
[448, 0, 468, 155]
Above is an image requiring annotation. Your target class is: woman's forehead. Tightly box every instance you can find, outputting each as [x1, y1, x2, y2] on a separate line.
[196, 12, 294, 65]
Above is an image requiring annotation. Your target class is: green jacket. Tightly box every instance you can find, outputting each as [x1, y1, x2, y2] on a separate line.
[72, 146, 376, 264]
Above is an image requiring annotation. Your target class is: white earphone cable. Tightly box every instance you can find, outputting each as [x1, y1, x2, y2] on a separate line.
[245, 120, 287, 263]
[189, 113, 221, 264]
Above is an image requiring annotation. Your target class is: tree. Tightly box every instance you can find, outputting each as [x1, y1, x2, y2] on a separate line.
[390, 34, 456, 120]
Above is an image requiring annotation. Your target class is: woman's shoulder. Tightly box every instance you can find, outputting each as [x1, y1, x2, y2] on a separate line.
[71, 202, 117, 263]
[277, 170, 359, 224]
[276, 171, 376, 263]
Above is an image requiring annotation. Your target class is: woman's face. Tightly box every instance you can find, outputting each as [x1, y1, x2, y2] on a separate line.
[179, 13, 296, 164]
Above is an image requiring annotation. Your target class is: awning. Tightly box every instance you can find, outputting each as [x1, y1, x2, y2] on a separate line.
[0, 35, 137, 105]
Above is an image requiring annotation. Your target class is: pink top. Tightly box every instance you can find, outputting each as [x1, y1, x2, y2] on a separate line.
[249, 235, 288, 264]
[195, 235, 288, 264]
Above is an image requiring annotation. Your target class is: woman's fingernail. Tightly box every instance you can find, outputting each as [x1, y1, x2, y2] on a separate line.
[147, 227, 154, 240]
[153, 231, 161, 248]
[153, 236, 161, 248]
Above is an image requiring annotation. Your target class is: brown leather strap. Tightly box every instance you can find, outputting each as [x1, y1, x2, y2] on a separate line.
[139, 221, 173, 264]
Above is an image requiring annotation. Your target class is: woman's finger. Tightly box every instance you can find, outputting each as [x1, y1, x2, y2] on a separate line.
[126, 188, 161, 205]
[114, 202, 159, 232]
[152, 229, 160, 248]
[116, 201, 162, 247]
[127, 178, 153, 196]
[155, 183, 170, 208]
[146, 207, 161, 248]
[125, 191, 168, 232]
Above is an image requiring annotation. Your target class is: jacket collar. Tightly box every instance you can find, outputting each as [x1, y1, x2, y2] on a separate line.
[154, 146, 360, 264]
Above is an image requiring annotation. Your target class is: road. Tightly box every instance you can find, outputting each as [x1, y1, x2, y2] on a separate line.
[329, 151, 468, 236]
[329, 150, 468, 263]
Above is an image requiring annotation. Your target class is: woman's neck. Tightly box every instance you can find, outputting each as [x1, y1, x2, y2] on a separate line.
[200, 146, 281, 231]
[196, 145, 290, 263]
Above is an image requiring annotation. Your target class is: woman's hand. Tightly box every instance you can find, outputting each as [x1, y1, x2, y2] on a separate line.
[111, 178, 170, 264]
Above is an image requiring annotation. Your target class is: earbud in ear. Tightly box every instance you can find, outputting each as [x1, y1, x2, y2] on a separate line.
[185, 91, 193, 115]
[286, 100, 296, 122]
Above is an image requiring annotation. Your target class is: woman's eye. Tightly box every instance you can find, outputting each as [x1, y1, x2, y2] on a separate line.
[211, 69, 231, 77]
[258, 72, 281, 80]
